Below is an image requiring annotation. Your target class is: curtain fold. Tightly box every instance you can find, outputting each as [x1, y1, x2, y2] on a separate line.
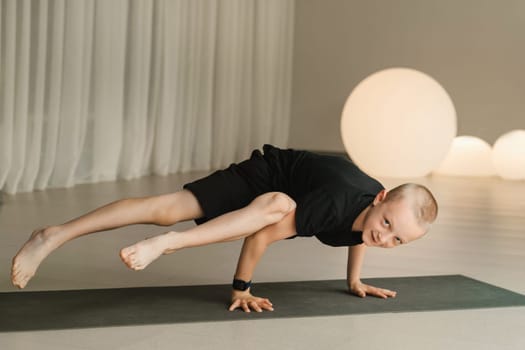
[0, 0, 294, 194]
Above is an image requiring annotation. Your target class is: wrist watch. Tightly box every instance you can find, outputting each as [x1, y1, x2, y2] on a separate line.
[232, 278, 252, 291]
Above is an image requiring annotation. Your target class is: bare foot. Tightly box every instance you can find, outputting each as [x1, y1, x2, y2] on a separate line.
[11, 227, 63, 289]
[119, 234, 171, 271]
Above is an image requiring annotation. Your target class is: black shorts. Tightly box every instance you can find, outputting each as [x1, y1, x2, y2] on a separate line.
[183, 148, 275, 225]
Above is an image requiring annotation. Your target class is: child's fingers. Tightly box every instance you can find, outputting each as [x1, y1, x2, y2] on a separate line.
[249, 301, 263, 312]
[263, 298, 273, 306]
[359, 283, 397, 299]
[260, 300, 274, 311]
[370, 289, 387, 298]
[229, 299, 241, 311]
[352, 290, 365, 297]
[372, 288, 396, 299]
[229, 297, 274, 312]
[242, 301, 251, 313]
[386, 290, 397, 298]
[379, 288, 396, 298]
[349, 286, 366, 297]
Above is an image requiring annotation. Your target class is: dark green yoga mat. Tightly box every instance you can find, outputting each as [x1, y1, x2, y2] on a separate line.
[1, 275, 525, 332]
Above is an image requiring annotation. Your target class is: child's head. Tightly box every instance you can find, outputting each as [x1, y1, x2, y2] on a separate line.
[361, 183, 438, 248]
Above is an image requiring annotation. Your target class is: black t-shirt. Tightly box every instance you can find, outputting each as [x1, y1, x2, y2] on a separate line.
[262, 144, 384, 247]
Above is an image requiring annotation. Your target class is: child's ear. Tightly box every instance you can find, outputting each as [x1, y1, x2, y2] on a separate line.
[373, 189, 388, 205]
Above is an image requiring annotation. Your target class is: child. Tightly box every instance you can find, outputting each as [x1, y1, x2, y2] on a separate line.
[11, 144, 438, 313]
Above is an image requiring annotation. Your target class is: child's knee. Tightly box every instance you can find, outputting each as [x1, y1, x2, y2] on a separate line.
[271, 192, 296, 214]
[252, 192, 296, 223]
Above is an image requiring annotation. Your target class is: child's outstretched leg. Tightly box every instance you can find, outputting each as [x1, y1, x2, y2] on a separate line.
[120, 192, 296, 271]
[11, 190, 202, 289]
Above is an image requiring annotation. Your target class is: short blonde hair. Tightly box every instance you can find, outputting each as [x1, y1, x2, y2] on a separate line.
[384, 183, 438, 227]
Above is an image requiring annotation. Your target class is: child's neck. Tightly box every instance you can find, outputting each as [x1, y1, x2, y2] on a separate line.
[352, 205, 370, 232]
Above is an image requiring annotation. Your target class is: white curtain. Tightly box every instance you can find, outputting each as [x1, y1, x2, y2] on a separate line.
[0, 0, 294, 194]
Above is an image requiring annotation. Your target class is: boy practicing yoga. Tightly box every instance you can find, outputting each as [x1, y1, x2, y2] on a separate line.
[11, 144, 437, 313]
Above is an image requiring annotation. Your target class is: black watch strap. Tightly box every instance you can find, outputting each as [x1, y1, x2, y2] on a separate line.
[232, 278, 252, 291]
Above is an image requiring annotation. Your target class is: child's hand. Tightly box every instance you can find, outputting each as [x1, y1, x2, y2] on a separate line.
[349, 280, 397, 299]
[229, 290, 274, 312]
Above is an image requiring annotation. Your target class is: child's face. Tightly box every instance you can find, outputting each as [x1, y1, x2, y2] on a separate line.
[361, 191, 426, 248]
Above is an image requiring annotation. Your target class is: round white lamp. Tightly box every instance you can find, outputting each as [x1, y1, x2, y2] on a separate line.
[434, 136, 496, 177]
[492, 130, 525, 180]
[341, 68, 457, 178]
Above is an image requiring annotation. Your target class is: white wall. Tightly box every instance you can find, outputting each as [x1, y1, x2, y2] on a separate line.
[290, 0, 525, 151]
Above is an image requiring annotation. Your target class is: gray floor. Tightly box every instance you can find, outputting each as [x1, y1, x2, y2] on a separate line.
[1, 172, 524, 349]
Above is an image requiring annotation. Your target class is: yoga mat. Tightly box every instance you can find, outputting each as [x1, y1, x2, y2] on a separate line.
[1, 275, 524, 332]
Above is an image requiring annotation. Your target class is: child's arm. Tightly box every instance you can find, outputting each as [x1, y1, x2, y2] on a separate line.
[347, 243, 366, 286]
[229, 210, 297, 312]
[347, 244, 397, 298]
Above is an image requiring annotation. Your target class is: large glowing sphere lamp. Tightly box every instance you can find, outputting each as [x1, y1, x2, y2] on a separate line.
[492, 130, 525, 180]
[341, 68, 457, 178]
[434, 136, 495, 176]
